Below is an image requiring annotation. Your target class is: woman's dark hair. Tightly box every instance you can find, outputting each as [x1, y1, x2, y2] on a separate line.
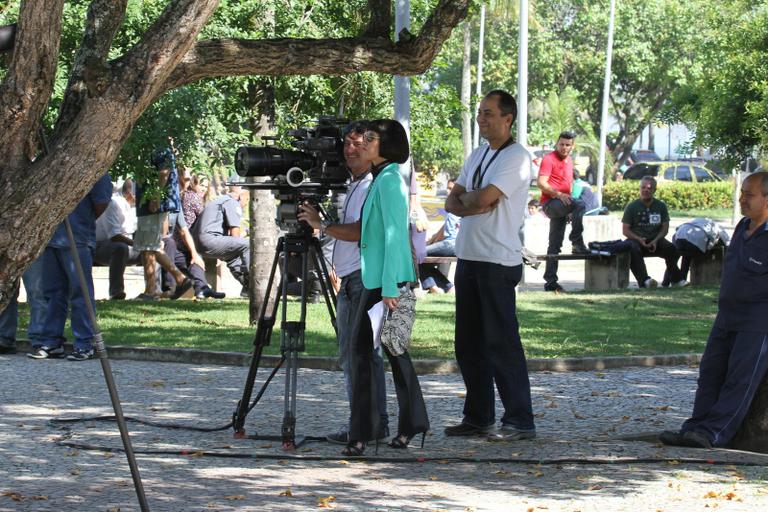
[368, 119, 410, 164]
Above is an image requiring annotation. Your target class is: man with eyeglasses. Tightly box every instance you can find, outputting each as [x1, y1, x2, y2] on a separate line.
[444, 90, 536, 442]
[297, 121, 390, 444]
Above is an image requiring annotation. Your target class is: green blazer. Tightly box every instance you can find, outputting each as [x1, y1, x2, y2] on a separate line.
[360, 162, 417, 297]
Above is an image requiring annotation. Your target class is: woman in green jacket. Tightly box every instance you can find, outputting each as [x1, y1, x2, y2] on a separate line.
[344, 119, 430, 456]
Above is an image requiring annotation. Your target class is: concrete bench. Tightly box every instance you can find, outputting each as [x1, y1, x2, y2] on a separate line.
[535, 252, 630, 291]
[689, 245, 725, 286]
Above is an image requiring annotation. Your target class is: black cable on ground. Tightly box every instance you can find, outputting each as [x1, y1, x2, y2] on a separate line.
[55, 440, 768, 466]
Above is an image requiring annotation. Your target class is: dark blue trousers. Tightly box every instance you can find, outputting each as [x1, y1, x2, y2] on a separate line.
[543, 198, 586, 286]
[681, 325, 768, 446]
[454, 259, 534, 429]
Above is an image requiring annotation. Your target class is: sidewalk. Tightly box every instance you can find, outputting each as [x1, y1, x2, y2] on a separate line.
[1, 355, 767, 511]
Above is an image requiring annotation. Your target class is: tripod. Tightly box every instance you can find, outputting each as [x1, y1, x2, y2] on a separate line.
[232, 228, 337, 449]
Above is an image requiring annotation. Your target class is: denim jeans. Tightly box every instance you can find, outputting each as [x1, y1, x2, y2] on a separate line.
[454, 259, 534, 429]
[38, 246, 96, 351]
[0, 256, 47, 345]
[337, 270, 388, 432]
[419, 240, 455, 291]
[542, 198, 586, 286]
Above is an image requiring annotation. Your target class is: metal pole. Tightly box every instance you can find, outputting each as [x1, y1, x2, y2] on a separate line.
[516, 0, 528, 147]
[595, 0, 616, 206]
[38, 134, 150, 511]
[473, 3, 486, 149]
[394, 0, 411, 181]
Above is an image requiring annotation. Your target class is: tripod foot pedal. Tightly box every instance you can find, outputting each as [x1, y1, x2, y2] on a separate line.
[282, 440, 296, 451]
[233, 430, 247, 440]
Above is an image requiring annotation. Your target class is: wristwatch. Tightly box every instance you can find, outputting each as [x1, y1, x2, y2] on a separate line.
[320, 219, 333, 237]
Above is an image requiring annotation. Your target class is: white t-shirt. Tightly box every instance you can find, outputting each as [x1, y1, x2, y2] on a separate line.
[455, 142, 531, 266]
[95, 194, 137, 242]
[333, 173, 373, 278]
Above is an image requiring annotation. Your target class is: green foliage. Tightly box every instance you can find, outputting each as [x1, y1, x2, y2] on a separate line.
[666, 1, 768, 160]
[602, 180, 734, 211]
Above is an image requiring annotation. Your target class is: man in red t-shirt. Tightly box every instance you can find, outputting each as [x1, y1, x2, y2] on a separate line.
[536, 131, 588, 292]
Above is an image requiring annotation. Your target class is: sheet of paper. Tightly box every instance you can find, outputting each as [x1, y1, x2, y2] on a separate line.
[367, 301, 388, 349]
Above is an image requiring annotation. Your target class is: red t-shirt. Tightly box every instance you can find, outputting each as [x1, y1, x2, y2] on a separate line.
[538, 151, 573, 205]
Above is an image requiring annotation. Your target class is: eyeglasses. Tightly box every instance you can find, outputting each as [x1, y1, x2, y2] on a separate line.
[363, 132, 380, 143]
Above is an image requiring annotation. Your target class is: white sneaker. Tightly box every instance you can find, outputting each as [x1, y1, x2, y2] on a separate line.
[673, 279, 689, 288]
[643, 277, 658, 288]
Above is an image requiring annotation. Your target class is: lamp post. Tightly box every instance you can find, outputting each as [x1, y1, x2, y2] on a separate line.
[596, 0, 616, 205]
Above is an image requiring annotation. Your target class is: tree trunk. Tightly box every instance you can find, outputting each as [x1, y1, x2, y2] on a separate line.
[460, 21, 472, 159]
[246, 78, 279, 324]
[648, 123, 655, 151]
[731, 373, 768, 453]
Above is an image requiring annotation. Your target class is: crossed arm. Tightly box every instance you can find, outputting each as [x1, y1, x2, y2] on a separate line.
[445, 182, 504, 217]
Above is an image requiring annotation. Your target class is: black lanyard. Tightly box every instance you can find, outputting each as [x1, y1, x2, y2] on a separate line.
[471, 137, 514, 190]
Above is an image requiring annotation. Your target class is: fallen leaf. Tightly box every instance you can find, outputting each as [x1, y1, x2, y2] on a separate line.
[587, 485, 603, 491]
[279, 489, 293, 497]
[317, 495, 337, 508]
[595, 372, 606, 378]
[429, 475, 439, 481]
[70, 467, 81, 475]
[150, 380, 165, 387]
[572, 410, 586, 420]
[1, 492, 23, 501]
[545, 401, 558, 409]
[225, 495, 245, 501]
[338, 460, 349, 465]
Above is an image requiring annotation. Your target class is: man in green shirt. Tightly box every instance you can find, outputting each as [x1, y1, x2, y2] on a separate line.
[621, 176, 686, 288]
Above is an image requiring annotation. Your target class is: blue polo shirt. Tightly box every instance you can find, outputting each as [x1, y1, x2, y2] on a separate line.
[48, 173, 113, 249]
[715, 217, 768, 332]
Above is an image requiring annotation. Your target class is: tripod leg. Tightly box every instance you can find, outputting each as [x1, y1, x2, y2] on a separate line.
[280, 249, 308, 449]
[232, 237, 284, 437]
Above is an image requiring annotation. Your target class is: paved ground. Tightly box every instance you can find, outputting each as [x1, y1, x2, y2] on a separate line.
[2, 355, 767, 511]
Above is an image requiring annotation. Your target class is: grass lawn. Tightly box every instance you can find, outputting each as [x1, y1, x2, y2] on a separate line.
[15, 286, 718, 359]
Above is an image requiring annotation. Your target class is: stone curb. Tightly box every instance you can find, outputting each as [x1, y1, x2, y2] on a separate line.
[12, 340, 701, 374]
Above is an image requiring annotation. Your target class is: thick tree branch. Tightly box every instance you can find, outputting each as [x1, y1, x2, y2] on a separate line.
[165, 0, 469, 91]
[55, 0, 128, 137]
[0, 0, 65, 168]
[364, 0, 392, 38]
[114, 0, 219, 105]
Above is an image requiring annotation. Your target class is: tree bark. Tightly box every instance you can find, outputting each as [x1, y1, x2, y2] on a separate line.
[246, 78, 279, 324]
[731, 373, 768, 453]
[0, 0, 470, 310]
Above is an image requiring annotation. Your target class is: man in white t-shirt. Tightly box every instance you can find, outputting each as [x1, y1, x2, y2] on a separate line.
[94, 179, 141, 300]
[444, 90, 536, 441]
[297, 121, 389, 444]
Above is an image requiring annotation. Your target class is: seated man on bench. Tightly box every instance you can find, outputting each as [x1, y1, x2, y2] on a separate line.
[618, 176, 686, 288]
[419, 178, 460, 294]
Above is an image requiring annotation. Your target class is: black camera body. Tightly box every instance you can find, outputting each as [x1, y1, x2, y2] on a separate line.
[235, 116, 349, 187]
[233, 117, 350, 234]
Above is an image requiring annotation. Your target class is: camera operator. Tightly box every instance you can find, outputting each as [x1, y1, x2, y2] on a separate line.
[297, 121, 390, 444]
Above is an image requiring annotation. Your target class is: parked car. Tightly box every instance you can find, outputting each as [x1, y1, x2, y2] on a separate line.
[622, 161, 722, 183]
[627, 150, 662, 166]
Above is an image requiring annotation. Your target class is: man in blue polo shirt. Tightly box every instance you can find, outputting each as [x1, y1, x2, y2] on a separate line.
[661, 171, 768, 448]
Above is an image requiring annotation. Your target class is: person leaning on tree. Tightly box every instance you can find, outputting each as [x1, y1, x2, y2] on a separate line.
[661, 171, 768, 449]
